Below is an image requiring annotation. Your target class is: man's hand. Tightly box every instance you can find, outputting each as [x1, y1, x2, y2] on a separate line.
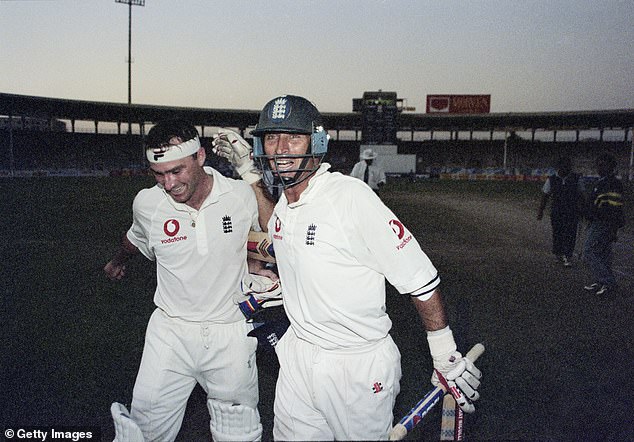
[212, 128, 262, 184]
[104, 260, 126, 280]
[104, 237, 139, 281]
[431, 350, 482, 413]
[427, 327, 482, 413]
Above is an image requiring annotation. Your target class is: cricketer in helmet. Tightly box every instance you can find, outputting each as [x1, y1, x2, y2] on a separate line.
[252, 95, 328, 191]
[246, 96, 483, 440]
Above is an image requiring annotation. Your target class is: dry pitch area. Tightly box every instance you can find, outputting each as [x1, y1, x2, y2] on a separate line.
[1, 177, 632, 441]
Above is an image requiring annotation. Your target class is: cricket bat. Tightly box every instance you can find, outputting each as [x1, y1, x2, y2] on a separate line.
[389, 343, 485, 441]
[440, 394, 464, 441]
[247, 230, 276, 263]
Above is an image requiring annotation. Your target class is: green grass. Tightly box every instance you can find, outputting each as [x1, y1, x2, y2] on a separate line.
[385, 176, 634, 230]
[1, 176, 156, 434]
[1, 176, 632, 441]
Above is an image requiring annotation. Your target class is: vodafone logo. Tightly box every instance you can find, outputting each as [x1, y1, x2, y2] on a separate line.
[389, 219, 405, 239]
[161, 219, 188, 244]
[390, 219, 412, 250]
[273, 216, 283, 240]
[164, 219, 180, 237]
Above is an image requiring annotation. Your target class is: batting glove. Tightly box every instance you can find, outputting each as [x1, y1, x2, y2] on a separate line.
[212, 128, 262, 184]
[428, 327, 482, 413]
[235, 273, 282, 321]
[247, 312, 290, 352]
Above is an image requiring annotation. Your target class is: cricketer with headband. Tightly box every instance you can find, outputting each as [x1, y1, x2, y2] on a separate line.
[213, 95, 484, 440]
[104, 118, 280, 442]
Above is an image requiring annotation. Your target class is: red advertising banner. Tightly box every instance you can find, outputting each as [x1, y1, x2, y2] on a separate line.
[426, 95, 491, 114]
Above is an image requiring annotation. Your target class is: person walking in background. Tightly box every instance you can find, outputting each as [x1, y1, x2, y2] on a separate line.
[351, 148, 386, 193]
[537, 156, 583, 267]
[104, 119, 268, 441]
[582, 153, 625, 296]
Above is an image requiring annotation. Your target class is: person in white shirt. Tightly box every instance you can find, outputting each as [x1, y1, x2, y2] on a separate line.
[104, 118, 271, 442]
[216, 95, 483, 441]
[351, 148, 386, 192]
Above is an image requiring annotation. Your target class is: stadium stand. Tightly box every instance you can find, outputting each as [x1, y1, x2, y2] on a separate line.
[1, 93, 631, 179]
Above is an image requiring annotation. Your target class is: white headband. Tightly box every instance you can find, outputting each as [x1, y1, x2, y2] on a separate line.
[146, 137, 201, 163]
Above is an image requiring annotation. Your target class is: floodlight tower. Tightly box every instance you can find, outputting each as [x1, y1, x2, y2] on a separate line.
[116, 0, 145, 134]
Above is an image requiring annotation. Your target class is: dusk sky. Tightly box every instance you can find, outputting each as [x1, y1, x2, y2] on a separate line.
[1, 0, 632, 114]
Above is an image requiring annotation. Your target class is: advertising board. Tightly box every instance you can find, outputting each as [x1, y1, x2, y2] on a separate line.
[426, 95, 491, 114]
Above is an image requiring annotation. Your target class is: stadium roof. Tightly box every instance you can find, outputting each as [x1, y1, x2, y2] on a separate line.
[1, 92, 632, 133]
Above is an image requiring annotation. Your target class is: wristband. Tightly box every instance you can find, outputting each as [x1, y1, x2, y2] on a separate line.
[427, 326, 457, 359]
[238, 294, 264, 320]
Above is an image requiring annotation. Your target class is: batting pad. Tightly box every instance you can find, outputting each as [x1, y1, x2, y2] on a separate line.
[111, 402, 144, 442]
[208, 401, 262, 441]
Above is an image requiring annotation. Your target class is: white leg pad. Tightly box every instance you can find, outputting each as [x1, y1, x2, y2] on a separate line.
[111, 402, 145, 442]
[208, 400, 262, 442]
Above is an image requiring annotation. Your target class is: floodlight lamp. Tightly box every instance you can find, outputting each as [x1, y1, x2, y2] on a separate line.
[115, 0, 145, 6]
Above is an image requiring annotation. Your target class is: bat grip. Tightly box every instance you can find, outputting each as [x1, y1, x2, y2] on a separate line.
[388, 343, 485, 441]
[389, 424, 408, 441]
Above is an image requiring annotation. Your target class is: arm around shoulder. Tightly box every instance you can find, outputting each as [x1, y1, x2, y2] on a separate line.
[251, 180, 275, 232]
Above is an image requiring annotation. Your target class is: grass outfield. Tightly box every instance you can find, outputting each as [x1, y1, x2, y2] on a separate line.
[1, 176, 632, 441]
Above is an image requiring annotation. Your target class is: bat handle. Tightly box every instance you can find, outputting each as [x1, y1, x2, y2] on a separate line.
[389, 424, 408, 441]
[388, 343, 485, 441]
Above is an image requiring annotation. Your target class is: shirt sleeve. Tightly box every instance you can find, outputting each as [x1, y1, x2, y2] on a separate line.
[126, 190, 155, 261]
[345, 181, 439, 295]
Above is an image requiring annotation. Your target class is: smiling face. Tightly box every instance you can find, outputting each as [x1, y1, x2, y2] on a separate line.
[263, 132, 316, 178]
[148, 136, 208, 208]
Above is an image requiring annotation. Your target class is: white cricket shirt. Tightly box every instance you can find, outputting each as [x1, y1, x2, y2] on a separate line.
[127, 167, 259, 322]
[268, 163, 439, 350]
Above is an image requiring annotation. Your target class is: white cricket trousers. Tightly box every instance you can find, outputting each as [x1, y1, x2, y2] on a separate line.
[130, 308, 259, 442]
[273, 329, 402, 441]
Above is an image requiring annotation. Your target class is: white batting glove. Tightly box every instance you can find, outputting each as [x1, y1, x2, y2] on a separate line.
[428, 327, 482, 413]
[234, 273, 283, 320]
[212, 128, 262, 184]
